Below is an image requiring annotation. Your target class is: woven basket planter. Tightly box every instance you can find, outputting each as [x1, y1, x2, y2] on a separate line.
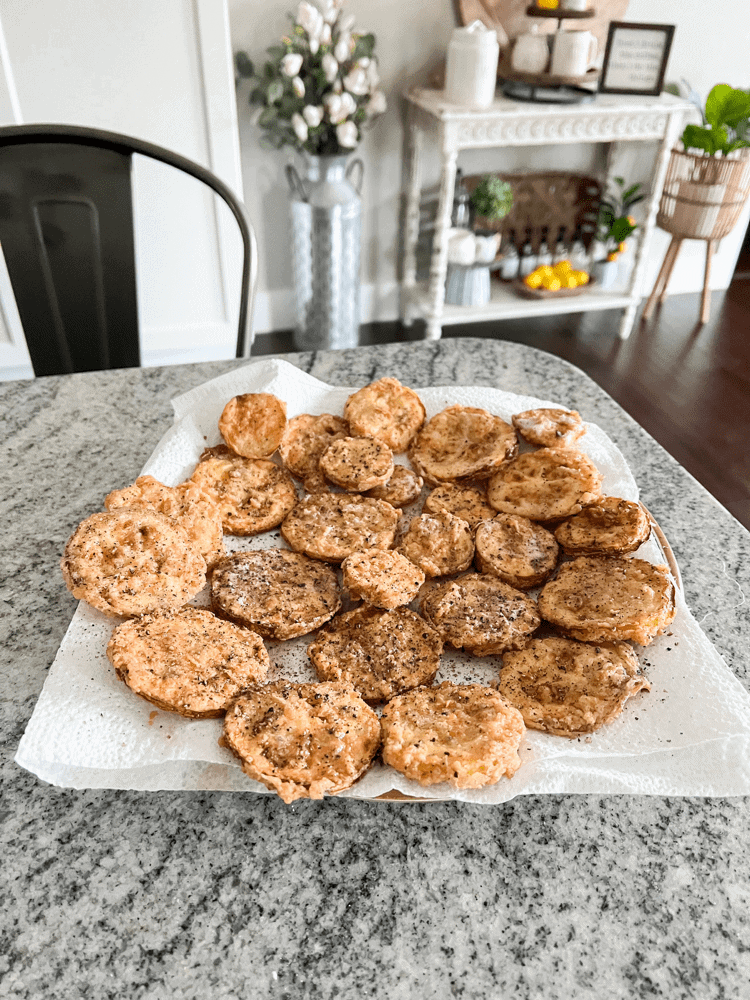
[657, 148, 750, 241]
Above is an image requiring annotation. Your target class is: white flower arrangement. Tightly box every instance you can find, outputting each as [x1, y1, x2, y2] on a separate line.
[238, 0, 386, 156]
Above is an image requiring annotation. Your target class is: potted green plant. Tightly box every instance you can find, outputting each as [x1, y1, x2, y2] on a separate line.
[594, 176, 645, 289]
[470, 175, 514, 241]
[445, 175, 513, 307]
[659, 83, 750, 241]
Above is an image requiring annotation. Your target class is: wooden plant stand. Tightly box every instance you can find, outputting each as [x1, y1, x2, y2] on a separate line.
[643, 147, 750, 325]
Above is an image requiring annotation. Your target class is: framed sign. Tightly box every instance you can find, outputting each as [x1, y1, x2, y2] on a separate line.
[599, 21, 675, 96]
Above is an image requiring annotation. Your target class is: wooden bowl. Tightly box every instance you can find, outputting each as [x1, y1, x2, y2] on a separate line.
[513, 275, 595, 298]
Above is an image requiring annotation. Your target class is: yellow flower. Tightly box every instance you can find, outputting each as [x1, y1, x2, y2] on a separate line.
[554, 259, 573, 274]
[572, 270, 590, 285]
[525, 272, 543, 289]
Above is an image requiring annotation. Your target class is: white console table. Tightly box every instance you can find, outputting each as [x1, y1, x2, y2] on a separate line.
[401, 89, 693, 341]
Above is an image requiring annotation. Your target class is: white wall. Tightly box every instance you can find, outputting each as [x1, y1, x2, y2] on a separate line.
[229, 0, 750, 332]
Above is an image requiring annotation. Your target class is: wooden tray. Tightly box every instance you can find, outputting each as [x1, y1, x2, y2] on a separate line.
[525, 4, 595, 18]
[373, 506, 682, 802]
[497, 49, 600, 87]
[513, 275, 594, 298]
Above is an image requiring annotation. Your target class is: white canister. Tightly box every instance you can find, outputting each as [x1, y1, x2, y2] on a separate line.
[445, 21, 500, 109]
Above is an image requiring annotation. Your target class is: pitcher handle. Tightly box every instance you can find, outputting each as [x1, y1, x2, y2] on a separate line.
[346, 157, 364, 195]
[587, 34, 599, 71]
[285, 164, 309, 202]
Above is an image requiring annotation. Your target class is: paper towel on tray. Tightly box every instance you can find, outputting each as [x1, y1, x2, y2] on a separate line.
[16, 358, 750, 803]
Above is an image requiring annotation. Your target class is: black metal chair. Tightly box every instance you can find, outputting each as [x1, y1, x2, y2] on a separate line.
[0, 123, 257, 376]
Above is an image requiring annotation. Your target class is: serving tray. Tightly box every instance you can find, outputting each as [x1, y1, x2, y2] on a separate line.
[18, 359, 750, 807]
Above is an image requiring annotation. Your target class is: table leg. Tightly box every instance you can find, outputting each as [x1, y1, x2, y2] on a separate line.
[401, 107, 424, 328]
[618, 303, 638, 340]
[642, 235, 681, 320]
[632, 109, 685, 312]
[700, 239, 716, 325]
[425, 141, 458, 343]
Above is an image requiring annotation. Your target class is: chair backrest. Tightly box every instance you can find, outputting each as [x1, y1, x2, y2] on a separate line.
[0, 123, 257, 376]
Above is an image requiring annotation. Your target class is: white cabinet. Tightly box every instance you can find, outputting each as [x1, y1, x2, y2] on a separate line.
[401, 88, 693, 340]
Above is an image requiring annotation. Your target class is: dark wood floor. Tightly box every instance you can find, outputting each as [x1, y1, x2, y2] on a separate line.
[254, 279, 750, 532]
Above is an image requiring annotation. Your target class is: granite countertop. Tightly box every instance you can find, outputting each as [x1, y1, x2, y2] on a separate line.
[2, 339, 749, 1000]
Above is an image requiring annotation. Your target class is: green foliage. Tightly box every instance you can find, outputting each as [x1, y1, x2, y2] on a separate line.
[469, 176, 513, 222]
[681, 84, 750, 156]
[597, 176, 645, 250]
[235, 51, 254, 78]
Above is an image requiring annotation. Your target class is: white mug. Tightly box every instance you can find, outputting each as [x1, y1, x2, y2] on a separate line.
[550, 30, 598, 78]
[511, 25, 550, 75]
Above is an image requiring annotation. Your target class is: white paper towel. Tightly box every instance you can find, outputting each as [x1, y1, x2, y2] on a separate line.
[16, 358, 750, 803]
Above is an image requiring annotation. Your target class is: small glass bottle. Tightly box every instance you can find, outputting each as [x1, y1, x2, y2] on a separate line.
[500, 234, 519, 280]
[452, 169, 471, 228]
[537, 229, 553, 268]
[570, 230, 588, 271]
[519, 233, 537, 277]
[553, 227, 568, 264]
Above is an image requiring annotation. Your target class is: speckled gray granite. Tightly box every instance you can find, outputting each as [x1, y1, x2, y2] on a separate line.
[2, 340, 749, 1000]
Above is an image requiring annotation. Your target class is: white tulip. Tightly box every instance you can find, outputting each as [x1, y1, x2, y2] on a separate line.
[320, 23, 331, 45]
[367, 60, 380, 90]
[367, 90, 387, 115]
[292, 112, 309, 143]
[339, 13, 356, 34]
[334, 34, 351, 64]
[339, 91, 357, 118]
[296, 1, 323, 38]
[343, 65, 369, 96]
[322, 0, 342, 25]
[281, 53, 303, 77]
[323, 92, 345, 123]
[336, 121, 358, 148]
[322, 52, 338, 83]
[303, 104, 324, 128]
[292, 76, 305, 98]
[309, 36, 320, 55]
[333, 77, 343, 94]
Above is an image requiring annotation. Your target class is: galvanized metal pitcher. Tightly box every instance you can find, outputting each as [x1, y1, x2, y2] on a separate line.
[286, 154, 363, 351]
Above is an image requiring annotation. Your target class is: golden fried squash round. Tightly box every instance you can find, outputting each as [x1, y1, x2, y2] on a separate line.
[422, 483, 497, 532]
[222, 681, 381, 803]
[341, 550, 425, 609]
[409, 405, 518, 486]
[319, 436, 394, 492]
[398, 510, 475, 578]
[211, 549, 341, 639]
[487, 447, 603, 521]
[104, 475, 224, 567]
[421, 574, 540, 656]
[554, 497, 651, 556]
[281, 493, 400, 563]
[343, 377, 426, 453]
[381, 683, 525, 789]
[499, 636, 650, 738]
[364, 465, 424, 508]
[474, 514, 559, 589]
[61, 508, 206, 618]
[512, 407, 585, 449]
[106, 608, 270, 718]
[218, 392, 287, 458]
[190, 445, 297, 535]
[307, 606, 442, 703]
[278, 413, 350, 491]
[538, 556, 675, 646]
